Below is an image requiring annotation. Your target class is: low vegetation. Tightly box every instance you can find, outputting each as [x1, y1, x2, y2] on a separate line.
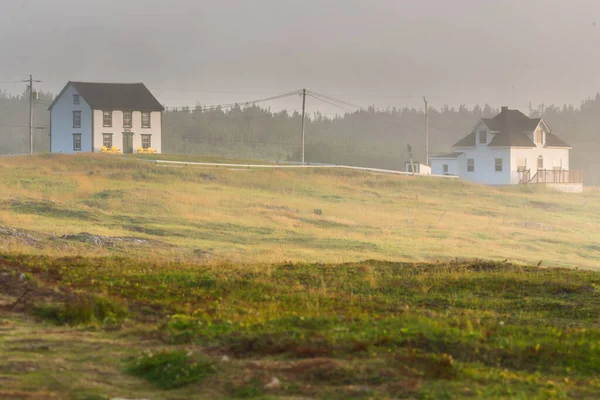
[0, 154, 599, 268]
[1, 254, 600, 399]
[1, 154, 599, 398]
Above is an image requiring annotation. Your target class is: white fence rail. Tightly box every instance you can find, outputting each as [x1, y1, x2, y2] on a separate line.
[146, 160, 459, 179]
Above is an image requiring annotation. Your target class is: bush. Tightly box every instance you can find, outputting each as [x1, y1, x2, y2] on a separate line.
[313, 208, 323, 216]
[33, 295, 128, 326]
[126, 349, 215, 389]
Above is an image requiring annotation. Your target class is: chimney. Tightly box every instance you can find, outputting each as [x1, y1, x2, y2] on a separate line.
[501, 106, 509, 112]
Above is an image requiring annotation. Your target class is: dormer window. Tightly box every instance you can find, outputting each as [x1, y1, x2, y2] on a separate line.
[479, 130, 487, 144]
[534, 129, 544, 145]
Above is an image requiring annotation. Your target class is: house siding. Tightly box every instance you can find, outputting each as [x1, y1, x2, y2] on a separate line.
[454, 147, 511, 185]
[431, 158, 460, 176]
[92, 110, 162, 153]
[509, 147, 570, 184]
[50, 84, 92, 153]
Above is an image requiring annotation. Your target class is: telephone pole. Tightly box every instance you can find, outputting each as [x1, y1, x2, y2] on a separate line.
[424, 96, 429, 165]
[301, 89, 306, 164]
[23, 75, 42, 154]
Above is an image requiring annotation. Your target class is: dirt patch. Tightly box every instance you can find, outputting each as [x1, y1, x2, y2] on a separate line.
[0, 225, 39, 246]
[249, 358, 340, 373]
[0, 390, 60, 399]
[511, 221, 555, 231]
[60, 232, 151, 247]
[263, 204, 299, 213]
[0, 361, 40, 373]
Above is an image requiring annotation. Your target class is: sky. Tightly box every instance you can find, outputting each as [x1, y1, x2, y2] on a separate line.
[1, 0, 600, 115]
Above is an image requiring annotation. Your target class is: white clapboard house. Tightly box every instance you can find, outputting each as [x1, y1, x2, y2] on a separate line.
[430, 107, 581, 191]
[49, 81, 164, 154]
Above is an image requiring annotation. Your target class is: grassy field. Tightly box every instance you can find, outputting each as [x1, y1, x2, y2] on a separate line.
[1, 154, 600, 399]
[0, 153, 599, 268]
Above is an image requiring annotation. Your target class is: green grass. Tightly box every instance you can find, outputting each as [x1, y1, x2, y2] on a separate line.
[126, 349, 215, 389]
[1, 255, 600, 398]
[1, 154, 600, 398]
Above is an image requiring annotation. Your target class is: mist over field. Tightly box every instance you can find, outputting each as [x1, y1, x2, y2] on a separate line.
[2, 1, 600, 399]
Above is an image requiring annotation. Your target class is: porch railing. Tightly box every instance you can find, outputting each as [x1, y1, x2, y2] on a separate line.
[526, 169, 583, 184]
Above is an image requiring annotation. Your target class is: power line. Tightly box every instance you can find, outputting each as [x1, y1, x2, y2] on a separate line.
[0, 123, 47, 129]
[164, 90, 302, 112]
[308, 90, 459, 133]
[161, 134, 299, 146]
[152, 88, 282, 95]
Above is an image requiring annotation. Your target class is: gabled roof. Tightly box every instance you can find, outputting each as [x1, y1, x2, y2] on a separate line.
[453, 108, 570, 148]
[430, 152, 463, 159]
[453, 132, 476, 147]
[545, 132, 571, 148]
[49, 81, 164, 111]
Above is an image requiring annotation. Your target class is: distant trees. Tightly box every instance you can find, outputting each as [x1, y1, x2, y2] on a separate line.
[0, 90, 52, 154]
[2, 88, 600, 184]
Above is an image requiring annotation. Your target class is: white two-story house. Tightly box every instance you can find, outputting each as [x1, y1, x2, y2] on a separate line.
[49, 81, 164, 154]
[431, 107, 575, 186]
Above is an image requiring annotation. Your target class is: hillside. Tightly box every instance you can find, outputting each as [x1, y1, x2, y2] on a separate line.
[0, 154, 599, 269]
[1, 154, 600, 399]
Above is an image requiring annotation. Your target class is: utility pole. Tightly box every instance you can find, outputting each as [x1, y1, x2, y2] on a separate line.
[23, 75, 42, 154]
[301, 89, 306, 164]
[423, 96, 429, 165]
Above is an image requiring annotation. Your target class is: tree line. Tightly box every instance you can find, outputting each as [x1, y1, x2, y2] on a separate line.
[1, 89, 600, 184]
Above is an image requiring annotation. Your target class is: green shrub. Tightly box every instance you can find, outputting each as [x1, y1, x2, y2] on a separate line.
[33, 295, 128, 326]
[126, 349, 215, 389]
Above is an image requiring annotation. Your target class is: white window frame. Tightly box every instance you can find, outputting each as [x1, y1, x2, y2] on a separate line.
[495, 158, 503, 172]
[141, 134, 151, 150]
[73, 94, 80, 105]
[443, 164, 449, 174]
[103, 133, 113, 148]
[72, 111, 81, 128]
[467, 158, 475, 172]
[141, 112, 151, 128]
[479, 130, 487, 144]
[103, 111, 112, 128]
[123, 111, 132, 128]
[73, 133, 82, 151]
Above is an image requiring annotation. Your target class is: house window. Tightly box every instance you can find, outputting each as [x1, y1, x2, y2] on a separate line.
[479, 130, 487, 144]
[72, 111, 81, 128]
[141, 134, 151, 149]
[467, 158, 475, 172]
[103, 133, 113, 148]
[517, 158, 527, 172]
[73, 134, 82, 151]
[535, 129, 543, 144]
[141, 112, 151, 128]
[73, 94, 80, 105]
[443, 164, 449, 174]
[495, 158, 503, 172]
[537, 155, 544, 170]
[103, 111, 112, 127]
[123, 111, 132, 128]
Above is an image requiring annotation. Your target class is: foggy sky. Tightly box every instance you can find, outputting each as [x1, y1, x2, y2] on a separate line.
[1, 0, 600, 114]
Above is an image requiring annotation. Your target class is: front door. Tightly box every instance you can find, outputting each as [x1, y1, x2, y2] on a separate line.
[123, 133, 133, 154]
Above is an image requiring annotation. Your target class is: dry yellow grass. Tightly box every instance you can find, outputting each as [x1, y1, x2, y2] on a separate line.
[0, 153, 598, 269]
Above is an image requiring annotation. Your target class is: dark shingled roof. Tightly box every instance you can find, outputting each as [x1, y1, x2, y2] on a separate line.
[453, 108, 570, 148]
[453, 132, 476, 147]
[49, 81, 164, 111]
[430, 152, 463, 159]
[545, 132, 571, 148]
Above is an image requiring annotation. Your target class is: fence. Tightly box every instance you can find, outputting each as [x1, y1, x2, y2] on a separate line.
[528, 169, 583, 184]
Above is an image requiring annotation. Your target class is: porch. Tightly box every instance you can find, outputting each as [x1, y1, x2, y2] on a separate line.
[519, 169, 583, 193]
[519, 169, 583, 184]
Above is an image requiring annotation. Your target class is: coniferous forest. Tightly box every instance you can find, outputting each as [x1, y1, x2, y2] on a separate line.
[2, 89, 600, 184]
